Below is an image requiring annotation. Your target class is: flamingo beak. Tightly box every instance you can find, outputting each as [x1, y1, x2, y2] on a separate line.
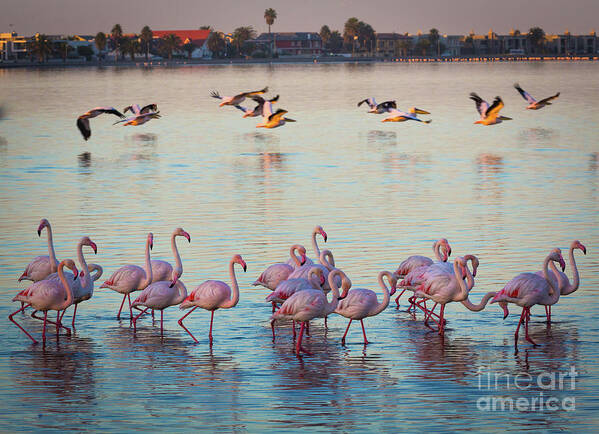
[320, 229, 328, 242]
[580, 243, 587, 254]
[184, 232, 191, 243]
[300, 254, 306, 266]
[90, 241, 97, 254]
[559, 257, 566, 272]
[389, 284, 397, 296]
[241, 261, 247, 272]
[37, 223, 44, 236]
[338, 288, 349, 300]
[73, 268, 79, 280]
[320, 275, 325, 285]
[448, 247, 452, 256]
[150, 242, 153, 250]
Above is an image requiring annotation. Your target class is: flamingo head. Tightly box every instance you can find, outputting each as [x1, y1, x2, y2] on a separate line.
[499, 301, 509, 319]
[37, 218, 50, 236]
[549, 248, 566, 272]
[310, 267, 325, 286]
[61, 259, 78, 281]
[82, 236, 97, 254]
[175, 228, 191, 243]
[148, 233, 154, 250]
[464, 254, 479, 277]
[169, 269, 179, 288]
[297, 245, 307, 265]
[233, 254, 247, 272]
[315, 225, 327, 242]
[388, 273, 398, 296]
[572, 240, 587, 255]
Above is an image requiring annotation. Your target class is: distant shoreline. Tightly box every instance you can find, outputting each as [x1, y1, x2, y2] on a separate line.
[1, 54, 597, 69]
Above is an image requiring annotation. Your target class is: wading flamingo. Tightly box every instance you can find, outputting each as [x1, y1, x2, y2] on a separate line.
[100, 233, 153, 319]
[10, 260, 78, 344]
[271, 268, 350, 356]
[254, 244, 307, 292]
[77, 107, 125, 140]
[335, 270, 397, 345]
[150, 228, 191, 283]
[514, 83, 560, 110]
[357, 98, 397, 114]
[470, 93, 512, 126]
[491, 249, 566, 352]
[18, 219, 59, 282]
[178, 255, 247, 344]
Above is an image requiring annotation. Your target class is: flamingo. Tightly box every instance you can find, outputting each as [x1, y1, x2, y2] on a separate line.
[77, 107, 125, 140]
[256, 106, 296, 129]
[100, 233, 153, 319]
[45, 236, 98, 327]
[491, 249, 566, 351]
[266, 266, 325, 305]
[150, 228, 191, 283]
[286, 226, 327, 267]
[178, 255, 247, 344]
[113, 111, 161, 127]
[210, 87, 269, 107]
[357, 98, 397, 114]
[235, 95, 279, 118]
[536, 240, 586, 322]
[10, 259, 78, 344]
[271, 268, 350, 356]
[382, 107, 432, 123]
[470, 93, 512, 125]
[335, 270, 397, 345]
[123, 104, 158, 115]
[514, 83, 560, 110]
[254, 244, 307, 292]
[18, 218, 59, 282]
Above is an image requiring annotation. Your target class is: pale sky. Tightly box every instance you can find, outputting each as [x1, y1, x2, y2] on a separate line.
[3, 0, 598, 37]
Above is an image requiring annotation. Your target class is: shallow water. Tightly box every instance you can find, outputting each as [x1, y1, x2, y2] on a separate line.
[0, 62, 598, 431]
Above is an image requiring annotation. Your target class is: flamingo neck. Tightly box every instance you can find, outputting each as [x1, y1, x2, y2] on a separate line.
[562, 245, 580, 295]
[58, 263, 73, 310]
[312, 229, 321, 259]
[461, 291, 497, 311]
[290, 245, 302, 267]
[171, 233, 183, 278]
[142, 236, 153, 287]
[325, 271, 345, 315]
[319, 251, 335, 271]
[433, 240, 443, 261]
[222, 259, 240, 309]
[454, 259, 470, 301]
[371, 271, 392, 316]
[541, 255, 558, 296]
[46, 225, 58, 271]
[307, 268, 321, 289]
[77, 239, 91, 291]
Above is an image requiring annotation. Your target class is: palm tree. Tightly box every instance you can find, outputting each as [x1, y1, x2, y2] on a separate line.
[95, 32, 107, 58]
[320, 25, 331, 49]
[208, 31, 226, 58]
[527, 27, 546, 54]
[29, 34, 52, 62]
[111, 24, 123, 61]
[140, 26, 153, 61]
[183, 42, 196, 59]
[264, 8, 277, 57]
[428, 28, 440, 56]
[329, 31, 343, 53]
[343, 17, 360, 51]
[232, 26, 256, 57]
[161, 33, 182, 60]
[356, 21, 375, 56]
[200, 25, 213, 30]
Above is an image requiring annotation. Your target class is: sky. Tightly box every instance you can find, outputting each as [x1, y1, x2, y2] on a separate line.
[2, 0, 598, 36]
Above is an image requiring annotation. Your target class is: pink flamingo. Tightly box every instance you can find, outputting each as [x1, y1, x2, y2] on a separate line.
[18, 218, 59, 282]
[178, 255, 247, 344]
[394, 238, 451, 308]
[131, 268, 188, 337]
[536, 240, 586, 322]
[149, 228, 190, 283]
[286, 225, 328, 267]
[100, 233, 153, 319]
[491, 249, 566, 351]
[335, 270, 397, 345]
[271, 268, 350, 356]
[253, 244, 307, 292]
[10, 259, 78, 344]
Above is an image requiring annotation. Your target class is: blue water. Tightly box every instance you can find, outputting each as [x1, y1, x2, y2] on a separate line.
[0, 62, 598, 431]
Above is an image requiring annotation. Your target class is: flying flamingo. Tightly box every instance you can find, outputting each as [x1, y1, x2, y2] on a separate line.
[271, 268, 350, 356]
[18, 219, 59, 283]
[469, 93, 512, 126]
[10, 259, 78, 344]
[77, 107, 126, 141]
[382, 107, 432, 123]
[253, 244, 307, 292]
[394, 238, 451, 308]
[357, 97, 397, 114]
[149, 228, 191, 283]
[123, 103, 158, 115]
[514, 83, 560, 110]
[210, 87, 269, 107]
[536, 240, 586, 322]
[100, 233, 153, 319]
[178, 255, 247, 344]
[491, 249, 566, 351]
[131, 267, 188, 337]
[335, 270, 397, 345]
[235, 95, 279, 118]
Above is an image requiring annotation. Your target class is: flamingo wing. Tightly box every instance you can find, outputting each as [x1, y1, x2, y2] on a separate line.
[76, 117, 91, 140]
[268, 109, 288, 123]
[469, 92, 489, 116]
[485, 97, 504, 118]
[139, 104, 158, 114]
[239, 87, 268, 98]
[514, 83, 536, 104]
[537, 92, 560, 105]
[358, 97, 377, 109]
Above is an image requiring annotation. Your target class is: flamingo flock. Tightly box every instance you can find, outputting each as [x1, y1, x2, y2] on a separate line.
[9, 219, 587, 356]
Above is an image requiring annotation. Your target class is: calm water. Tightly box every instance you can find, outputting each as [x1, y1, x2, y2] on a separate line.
[0, 62, 598, 432]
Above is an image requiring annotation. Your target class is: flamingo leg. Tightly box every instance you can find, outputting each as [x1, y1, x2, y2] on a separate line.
[42, 311, 48, 343]
[360, 319, 370, 345]
[292, 320, 296, 339]
[132, 307, 149, 332]
[9, 304, 38, 344]
[57, 310, 71, 336]
[71, 304, 77, 328]
[160, 310, 164, 337]
[31, 309, 70, 334]
[152, 309, 155, 320]
[514, 308, 527, 352]
[324, 315, 328, 329]
[209, 310, 215, 344]
[56, 311, 60, 335]
[545, 305, 552, 324]
[341, 319, 352, 345]
[128, 294, 133, 319]
[117, 294, 127, 319]
[305, 322, 310, 337]
[438, 305, 446, 336]
[524, 307, 537, 346]
[272, 302, 276, 314]
[395, 289, 407, 309]
[178, 307, 199, 343]
[271, 319, 276, 341]
[295, 322, 312, 356]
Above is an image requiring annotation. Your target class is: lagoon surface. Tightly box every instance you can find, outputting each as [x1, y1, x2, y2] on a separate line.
[0, 62, 598, 431]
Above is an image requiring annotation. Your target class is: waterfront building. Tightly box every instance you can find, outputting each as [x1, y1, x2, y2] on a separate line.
[252, 32, 323, 57]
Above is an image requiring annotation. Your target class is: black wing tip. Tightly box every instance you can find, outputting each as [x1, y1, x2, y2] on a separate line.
[269, 94, 280, 102]
[210, 91, 221, 99]
[357, 99, 366, 107]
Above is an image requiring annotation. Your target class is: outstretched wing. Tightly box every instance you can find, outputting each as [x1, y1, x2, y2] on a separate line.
[537, 92, 560, 105]
[358, 97, 376, 109]
[378, 100, 397, 111]
[469, 92, 489, 116]
[76, 117, 91, 141]
[250, 95, 266, 104]
[514, 83, 536, 104]
[210, 91, 222, 99]
[239, 87, 268, 98]
[100, 107, 126, 118]
[485, 97, 504, 118]
[268, 94, 280, 103]
[234, 105, 249, 113]
[268, 108, 288, 123]
[140, 104, 158, 114]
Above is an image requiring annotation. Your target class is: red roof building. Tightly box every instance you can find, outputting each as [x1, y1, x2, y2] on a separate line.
[152, 30, 210, 46]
